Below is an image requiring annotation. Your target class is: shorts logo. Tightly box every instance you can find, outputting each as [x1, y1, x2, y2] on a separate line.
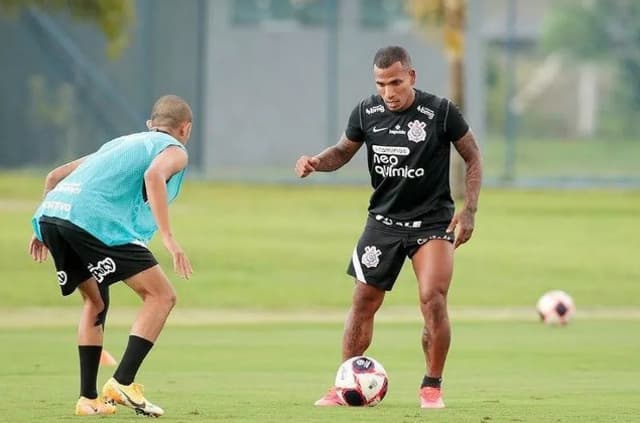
[407, 120, 427, 143]
[361, 245, 382, 268]
[57, 271, 68, 286]
[88, 257, 117, 284]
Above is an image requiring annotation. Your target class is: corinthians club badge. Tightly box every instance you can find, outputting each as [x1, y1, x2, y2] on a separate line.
[407, 120, 427, 143]
[361, 245, 382, 268]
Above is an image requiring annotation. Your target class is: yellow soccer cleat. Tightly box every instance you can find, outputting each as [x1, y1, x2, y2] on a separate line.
[74, 396, 117, 416]
[102, 377, 164, 417]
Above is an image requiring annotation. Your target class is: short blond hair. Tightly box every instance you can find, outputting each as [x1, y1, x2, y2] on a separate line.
[150, 95, 192, 128]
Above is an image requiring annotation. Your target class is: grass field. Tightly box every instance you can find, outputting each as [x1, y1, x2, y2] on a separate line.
[1, 321, 639, 422]
[1, 172, 639, 421]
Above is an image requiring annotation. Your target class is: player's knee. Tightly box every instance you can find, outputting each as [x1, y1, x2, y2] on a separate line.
[85, 296, 105, 314]
[419, 289, 448, 321]
[94, 302, 109, 327]
[352, 293, 383, 317]
[419, 283, 448, 305]
[166, 291, 177, 309]
[155, 289, 177, 312]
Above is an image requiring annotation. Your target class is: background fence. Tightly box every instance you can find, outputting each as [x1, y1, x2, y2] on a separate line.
[1, 0, 639, 187]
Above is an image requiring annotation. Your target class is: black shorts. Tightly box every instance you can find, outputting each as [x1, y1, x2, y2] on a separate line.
[346, 216, 454, 291]
[38, 217, 158, 296]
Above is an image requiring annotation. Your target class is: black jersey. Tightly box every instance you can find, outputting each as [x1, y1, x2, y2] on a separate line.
[345, 89, 469, 226]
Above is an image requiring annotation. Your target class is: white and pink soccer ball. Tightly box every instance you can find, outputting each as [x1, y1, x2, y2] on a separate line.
[334, 356, 388, 406]
[536, 290, 576, 325]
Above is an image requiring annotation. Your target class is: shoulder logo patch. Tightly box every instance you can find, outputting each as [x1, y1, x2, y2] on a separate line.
[417, 105, 435, 119]
[366, 105, 385, 115]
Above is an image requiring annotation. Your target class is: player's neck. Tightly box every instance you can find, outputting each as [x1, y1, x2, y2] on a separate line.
[150, 127, 172, 136]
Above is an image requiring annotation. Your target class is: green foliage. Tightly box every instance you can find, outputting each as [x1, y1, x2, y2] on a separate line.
[540, 1, 610, 60]
[0, 0, 134, 57]
[541, 0, 640, 135]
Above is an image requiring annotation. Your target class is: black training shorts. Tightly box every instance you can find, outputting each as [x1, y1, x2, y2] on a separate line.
[38, 217, 158, 296]
[346, 216, 454, 291]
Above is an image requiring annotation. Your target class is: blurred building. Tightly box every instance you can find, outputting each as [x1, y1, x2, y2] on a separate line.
[1, 0, 638, 187]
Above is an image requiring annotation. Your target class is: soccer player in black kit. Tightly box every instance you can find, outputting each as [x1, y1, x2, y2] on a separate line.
[295, 46, 482, 408]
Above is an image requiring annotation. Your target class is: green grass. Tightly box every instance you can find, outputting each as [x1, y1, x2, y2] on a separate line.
[0, 321, 639, 422]
[1, 173, 639, 309]
[483, 138, 640, 180]
[1, 172, 640, 421]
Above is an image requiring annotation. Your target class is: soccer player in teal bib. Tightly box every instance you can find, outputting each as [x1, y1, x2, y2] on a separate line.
[28, 95, 194, 417]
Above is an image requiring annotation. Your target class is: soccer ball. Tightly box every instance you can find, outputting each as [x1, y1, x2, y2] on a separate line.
[536, 290, 575, 325]
[334, 356, 388, 406]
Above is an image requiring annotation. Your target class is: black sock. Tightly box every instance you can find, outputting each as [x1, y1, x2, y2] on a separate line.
[421, 375, 442, 388]
[113, 335, 154, 385]
[79, 345, 102, 399]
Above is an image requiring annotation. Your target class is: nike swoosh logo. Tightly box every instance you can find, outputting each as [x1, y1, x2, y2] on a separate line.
[119, 387, 146, 409]
[372, 126, 388, 133]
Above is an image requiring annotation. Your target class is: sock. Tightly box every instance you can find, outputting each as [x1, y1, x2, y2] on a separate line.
[113, 335, 154, 385]
[79, 345, 102, 399]
[421, 375, 442, 389]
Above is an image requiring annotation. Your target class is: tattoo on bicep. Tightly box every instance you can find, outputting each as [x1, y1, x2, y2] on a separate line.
[453, 131, 479, 160]
[317, 135, 362, 171]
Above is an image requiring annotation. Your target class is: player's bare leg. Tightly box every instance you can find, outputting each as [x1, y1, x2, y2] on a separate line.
[102, 265, 176, 417]
[342, 282, 386, 360]
[77, 278, 105, 345]
[125, 265, 176, 342]
[412, 240, 454, 408]
[315, 282, 385, 406]
[75, 278, 116, 415]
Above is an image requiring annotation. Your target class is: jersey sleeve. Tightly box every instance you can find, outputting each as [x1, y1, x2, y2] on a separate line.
[345, 103, 365, 142]
[441, 100, 469, 143]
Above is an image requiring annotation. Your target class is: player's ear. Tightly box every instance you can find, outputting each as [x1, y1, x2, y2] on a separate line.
[146, 120, 153, 129]
[409, 69, 416, 85]
[181, 121, 192, 140]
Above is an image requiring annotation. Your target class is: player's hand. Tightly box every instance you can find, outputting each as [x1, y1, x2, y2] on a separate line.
[162, 235, 193, 279]
[446, 208, 476, 249]
[295, 155, 320, 178]
[28, 235, 48, 262]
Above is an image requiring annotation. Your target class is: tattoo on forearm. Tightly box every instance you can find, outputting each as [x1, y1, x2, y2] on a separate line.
[454, 131, 483, 211]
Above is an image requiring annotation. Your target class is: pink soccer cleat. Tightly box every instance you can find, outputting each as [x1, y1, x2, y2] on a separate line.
[314, 387, 346, 406]
[420, 386, 445, 409]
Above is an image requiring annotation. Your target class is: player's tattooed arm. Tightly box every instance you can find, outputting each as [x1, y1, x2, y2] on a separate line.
[453, 129, 483, 214]
[313, 134, 363, 172]
[296, 133, 362, 177]
[448, 129, 482, 248]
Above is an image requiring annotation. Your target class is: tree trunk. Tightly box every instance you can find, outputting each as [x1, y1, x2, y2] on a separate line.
[449, 56, 466, 200]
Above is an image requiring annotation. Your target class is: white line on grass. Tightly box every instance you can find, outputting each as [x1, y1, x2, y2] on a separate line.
[1, 306, 640, 328]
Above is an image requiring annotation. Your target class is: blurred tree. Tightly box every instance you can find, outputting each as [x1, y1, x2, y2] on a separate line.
[0, 0, 134, 58]
[541, 0, 640, 135]
[405, 0, 467, 199]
